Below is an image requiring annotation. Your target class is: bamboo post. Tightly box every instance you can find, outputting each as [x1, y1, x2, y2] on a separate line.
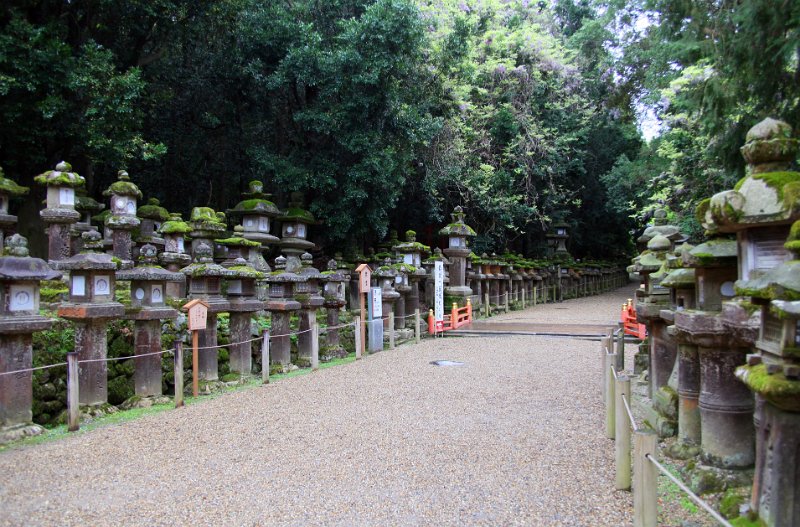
[311, 324, 319, 371]
[414, 308, 421, 344]
[261, 330, 270, 383]
[634, 431, 658, 527]
[174, 342, 184, 408]
[606, 352, 617, 439]
[388, 311, 395, 350]
[615, 375, 632, 490]
[354, 316, 362, 360]
[66, 351, 79, 432]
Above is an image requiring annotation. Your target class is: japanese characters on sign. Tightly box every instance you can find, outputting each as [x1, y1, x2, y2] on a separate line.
[434, 260, 444, 322]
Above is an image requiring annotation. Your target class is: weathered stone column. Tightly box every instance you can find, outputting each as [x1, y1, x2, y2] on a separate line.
[321, 259, 348, 360]
[0, 235, 61, 443]
[293, 253, 321, 368]
[265, 255, 302, 367]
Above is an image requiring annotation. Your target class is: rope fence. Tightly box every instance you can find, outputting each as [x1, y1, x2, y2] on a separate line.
[600, 332, 734, 527]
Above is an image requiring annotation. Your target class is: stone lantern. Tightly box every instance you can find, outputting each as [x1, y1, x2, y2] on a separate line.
[374, 258, 401, 333]
[320, 259, 349, 360]
[734, 223, 800, 526]
[279, 192, 315, 271]
[187, 207, 228, 256]
[35, 161, 85, 263]
[440, 206, 476, 306]
[158, 213, 192, 298]
[0, 235, 61, 443]
[227, 180, 282, 275]
[422, 248, 449, 309]
[392, 258, 413, 330]
[0, 167, 29, 250]
[546, 219, 570, 255]
[136, 198, 170, 253]
[57, 230, 125, 411]
[116, 244, 184, 404]
[218, 236, 265, 377]
[393, 230, 429, 318]
[295, 252, 324, 367]
[181, 241, 234, 384]
[103, 170, 142, 265]
[71, 190, 104, 255]
[673, 237, 753, 468]
[264, 255, 303, 367]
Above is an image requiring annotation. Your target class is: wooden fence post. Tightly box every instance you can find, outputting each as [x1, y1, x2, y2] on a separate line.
[388, 311, 395, 350]
[615, 375, 631, 490]
[600, 336, 610, 403]
[67, 352, 79, 432]
[484, 292, 490, 317]
[354, 316, 362, 360]
[606, 352, 617, 439]
[634, 431, 658, 527]
[174, 342, 184, 408]
[311, 323, 320, 371]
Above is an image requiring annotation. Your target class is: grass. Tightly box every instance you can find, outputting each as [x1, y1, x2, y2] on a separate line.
[0, 351, 363, 453]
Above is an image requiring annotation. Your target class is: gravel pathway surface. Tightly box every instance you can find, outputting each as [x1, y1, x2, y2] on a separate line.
[0, 287, 637, 526]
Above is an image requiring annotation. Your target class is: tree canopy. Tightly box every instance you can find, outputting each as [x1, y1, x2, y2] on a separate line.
[1, 0, 797, 257]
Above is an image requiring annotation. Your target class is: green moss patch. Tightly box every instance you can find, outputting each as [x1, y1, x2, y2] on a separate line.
[736, 364, 800, 410]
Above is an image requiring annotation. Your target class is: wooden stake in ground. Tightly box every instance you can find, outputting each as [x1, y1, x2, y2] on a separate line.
[183, 299, 209, 398]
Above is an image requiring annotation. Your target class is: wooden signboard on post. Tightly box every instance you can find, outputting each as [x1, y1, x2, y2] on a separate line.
[355, 263, 371, 358]
[183, 299, 209, 397]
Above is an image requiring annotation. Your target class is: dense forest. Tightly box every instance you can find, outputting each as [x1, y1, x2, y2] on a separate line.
[1, 0, 798, 257]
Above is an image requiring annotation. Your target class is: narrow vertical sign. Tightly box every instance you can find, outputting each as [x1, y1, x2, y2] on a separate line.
[434, 260, 444, 322]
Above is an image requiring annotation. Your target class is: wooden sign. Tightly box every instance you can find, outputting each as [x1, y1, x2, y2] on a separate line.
[434, 260, 444, 322]
[356, 263, 372, 294]
[183, 298, 209, 331]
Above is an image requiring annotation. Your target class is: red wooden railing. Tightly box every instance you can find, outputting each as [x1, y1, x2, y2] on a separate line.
[621, 298, 646, 339]
[428, 300, 473, 334]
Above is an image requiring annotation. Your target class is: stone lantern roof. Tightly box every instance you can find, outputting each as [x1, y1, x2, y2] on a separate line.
[34, 161, 85, 189]
[138, 198, 170, 222]
[280, 191, 316, 223]
[438, 206, 477, 237]
[159, 213, 191, 235]
[75, 191, 104, 217]
[634, 234, 672, 273]
[57, 230, 118, 271]
[116, 244, 185, 283]
[181, 241, 235, 279]
[189, 207, 227, 234]
[638, 208, 684, 245]
[103, 170, 142, 199]
[699, 117, 799, 234]
[265, 255, 306, 283]
[0, 166, 29, 197]
[0, 235, 61, 281]
[684, 238, 737, 268]
[393, 230, 431, 255]
[227, 180, 282, 217]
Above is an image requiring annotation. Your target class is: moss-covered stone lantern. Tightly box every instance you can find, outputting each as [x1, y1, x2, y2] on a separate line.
[0, 167, 29, 250]
[188, 207, 228, 257]
[181, 241, 235, 385]
[440, 206, 476, 305]
[393, 231, 429, 317]
[227, 180, 281, 253]
[158, 213, 192, 298]
[35, 161, 85, 263]
[103, 170, 142, 265]
[71, 190, 104, 255]
[295, 252, 324, 367]
[116, 244, 184, 404]
[374, 258, 400, 333]
[320, 259, 349, 360]
[57, 230, 124, 412]
[734, 229, 800, 527]
[136, 198, 170, 253]
[264, 255, 303, 367]
[217, 236, 265, 377]
[0, 235, 61, 443]
[279, 192, 315, 271]
[546, 218, 570, 256]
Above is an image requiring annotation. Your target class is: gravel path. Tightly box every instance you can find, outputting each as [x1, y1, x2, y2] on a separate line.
[0, 287, 637, 526]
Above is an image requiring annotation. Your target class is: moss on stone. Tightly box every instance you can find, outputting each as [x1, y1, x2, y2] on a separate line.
[736, 363, 800, 410]
[159, 220, 190, 234]
[720, 488, 747, 519]
[217, 236, 261, 248]
[34, 170, 85, 188]
[103, 180, 142, 198]
[137, 199, 170, 221]
[0, 169, 29, 196]
[233, 198, 280, 213]
[281, 207, 315, 222]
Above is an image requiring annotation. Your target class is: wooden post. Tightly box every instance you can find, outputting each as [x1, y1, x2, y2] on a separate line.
[615, 375, 631, 491]
[504, 291, 509, 312]
[451, 303, 458, 329]
[388, 311, 395, 350]
[521, 289, 525, 309]
[484, 291, 490, 317]
[533, 286, 537, 306]
[191, 329, 199, 398]
[311, 323, 319, 371]
[359, 293, 366, 357]
[261, 330, 270, 383]
[354, 316, 362, 360]
[616, 326, 625, 370]
[606, 352, 617, 439]
[428, 308, 435, 335]
[174, 342, 184, 408]
[634, 431, 658, 527]
[66, 351, 79, 432]
[466, 299, 472, 324]
[414, 308, 421, 344]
